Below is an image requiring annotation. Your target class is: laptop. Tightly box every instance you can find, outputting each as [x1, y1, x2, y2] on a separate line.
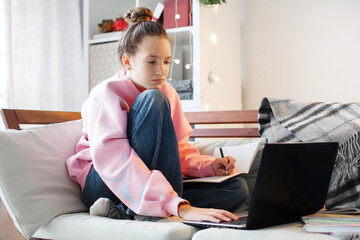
[183, 142, 339, 230]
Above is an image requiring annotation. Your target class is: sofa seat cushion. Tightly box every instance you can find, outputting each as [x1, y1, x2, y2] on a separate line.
[33, 212, 197, 240]
[0, 114, 266, 239]
[191, 223, 338, 240]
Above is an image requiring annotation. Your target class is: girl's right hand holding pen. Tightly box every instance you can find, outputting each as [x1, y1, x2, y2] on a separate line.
[211, 156, 236, 176]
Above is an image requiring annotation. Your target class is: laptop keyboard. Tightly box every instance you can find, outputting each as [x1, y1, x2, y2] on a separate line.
[183, 216, 248, 229]
[219, 217, 247, 228]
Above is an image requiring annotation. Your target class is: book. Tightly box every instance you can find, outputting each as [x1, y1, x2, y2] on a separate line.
[152, 3, 164, 22]
[163, 0, 191, 29]
[305, 223, 360, 234]
[302, 209, 360, 233]
[320, 208, 360, 215]
[183, 140, 261, 183]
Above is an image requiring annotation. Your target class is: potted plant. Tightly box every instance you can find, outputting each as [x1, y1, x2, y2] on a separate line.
[199, 0, 226, 5]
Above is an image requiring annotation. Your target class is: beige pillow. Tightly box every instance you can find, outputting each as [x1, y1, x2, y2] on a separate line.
[0, 120, 88, 239]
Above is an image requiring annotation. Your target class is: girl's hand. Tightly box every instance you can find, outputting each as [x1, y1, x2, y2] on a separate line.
[211, 156, 236, 175]
[178, 203, 239, 223]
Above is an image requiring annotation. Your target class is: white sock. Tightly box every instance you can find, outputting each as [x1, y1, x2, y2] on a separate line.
[89, 197, 131, 219]
[89, 197, 110, 217]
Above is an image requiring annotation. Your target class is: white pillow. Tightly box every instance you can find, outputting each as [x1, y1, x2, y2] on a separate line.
[0, 120, 88, 239]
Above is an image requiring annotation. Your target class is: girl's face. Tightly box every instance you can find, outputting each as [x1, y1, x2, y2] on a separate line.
[125, 36, 171, 91]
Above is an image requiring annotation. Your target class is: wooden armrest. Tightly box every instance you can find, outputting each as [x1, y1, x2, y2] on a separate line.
[1, 109, 81, 130]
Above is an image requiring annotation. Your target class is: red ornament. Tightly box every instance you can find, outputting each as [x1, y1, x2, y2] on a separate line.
[113, 18, 128, 31]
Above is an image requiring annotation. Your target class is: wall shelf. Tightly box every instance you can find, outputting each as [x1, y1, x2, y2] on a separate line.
[83, 0, 242, 112]
[88, 26, 194, 45]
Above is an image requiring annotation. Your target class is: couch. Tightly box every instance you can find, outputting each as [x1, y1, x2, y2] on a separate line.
[0, 109, 338, 240]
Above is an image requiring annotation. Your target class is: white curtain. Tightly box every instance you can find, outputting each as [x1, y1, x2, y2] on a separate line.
[5, 0, 87, 111]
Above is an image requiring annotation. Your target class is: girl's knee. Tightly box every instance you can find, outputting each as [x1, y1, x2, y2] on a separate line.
[137, 89, 170, 112]
[229, 177, 250, 200]
[141, 89, 168, 103]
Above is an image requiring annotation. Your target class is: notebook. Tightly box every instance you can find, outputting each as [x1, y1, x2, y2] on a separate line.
[183, 142, 339, 230]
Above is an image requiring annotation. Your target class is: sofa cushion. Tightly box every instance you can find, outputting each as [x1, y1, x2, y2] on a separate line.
[34, 213, 197, 240]
[0, 116, 265, 239]
[0, 120, 88, 239]
[191, 223, 338, 240]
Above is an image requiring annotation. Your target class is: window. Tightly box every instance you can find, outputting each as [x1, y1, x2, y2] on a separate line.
[0, 0, 7, 109]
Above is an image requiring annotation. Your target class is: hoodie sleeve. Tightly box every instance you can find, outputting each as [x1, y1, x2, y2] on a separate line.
[85, 83, 186, 218]
[163, 84, 216, 179]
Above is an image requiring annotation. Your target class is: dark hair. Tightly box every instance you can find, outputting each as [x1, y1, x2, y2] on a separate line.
[117, 6, 170, 65]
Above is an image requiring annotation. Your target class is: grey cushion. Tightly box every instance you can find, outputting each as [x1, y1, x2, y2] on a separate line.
[191, 223, 338, 240]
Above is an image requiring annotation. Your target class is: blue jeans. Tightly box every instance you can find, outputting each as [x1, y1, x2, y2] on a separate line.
[82, 90, 248, 218]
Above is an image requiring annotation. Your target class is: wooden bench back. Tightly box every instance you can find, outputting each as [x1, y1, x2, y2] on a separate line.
[184, 110, 260, 138]
[1, 109, 260, 138]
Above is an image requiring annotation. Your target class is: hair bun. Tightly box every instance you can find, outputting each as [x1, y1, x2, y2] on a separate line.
[125, 6, 153, 23]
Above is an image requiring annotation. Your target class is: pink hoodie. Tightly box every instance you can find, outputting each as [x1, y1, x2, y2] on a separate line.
[66, 69, 215, 218]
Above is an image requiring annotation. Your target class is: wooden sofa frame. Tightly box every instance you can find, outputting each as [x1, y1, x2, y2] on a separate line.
[1, 109, 260, 138]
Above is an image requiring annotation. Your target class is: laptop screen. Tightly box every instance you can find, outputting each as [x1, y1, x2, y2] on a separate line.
[246, 142, 338, 229]
[183, 142, 339, 230]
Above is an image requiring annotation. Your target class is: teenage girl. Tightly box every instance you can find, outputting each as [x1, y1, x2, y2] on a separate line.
[66, 6, 248, 223]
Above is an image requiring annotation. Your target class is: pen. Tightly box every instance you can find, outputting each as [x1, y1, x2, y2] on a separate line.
[219, 147, 228, 175]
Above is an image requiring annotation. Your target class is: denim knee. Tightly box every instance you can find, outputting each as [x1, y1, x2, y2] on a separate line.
[225, 176, 249, 207]
[133, 89, 170, 114]
[128, 89, 172, 139]
[234, 177, 249, 199]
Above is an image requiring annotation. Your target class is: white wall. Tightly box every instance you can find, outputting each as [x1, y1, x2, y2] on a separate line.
[199, 1, 242, 111]
[0, 118, 4, 130]
[241, 0, 360, 110]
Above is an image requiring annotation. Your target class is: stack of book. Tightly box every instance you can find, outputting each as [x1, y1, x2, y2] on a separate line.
[302, 208, 360, 236]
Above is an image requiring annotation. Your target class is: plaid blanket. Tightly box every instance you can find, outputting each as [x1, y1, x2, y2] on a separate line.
[258, 97, 360, 209]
